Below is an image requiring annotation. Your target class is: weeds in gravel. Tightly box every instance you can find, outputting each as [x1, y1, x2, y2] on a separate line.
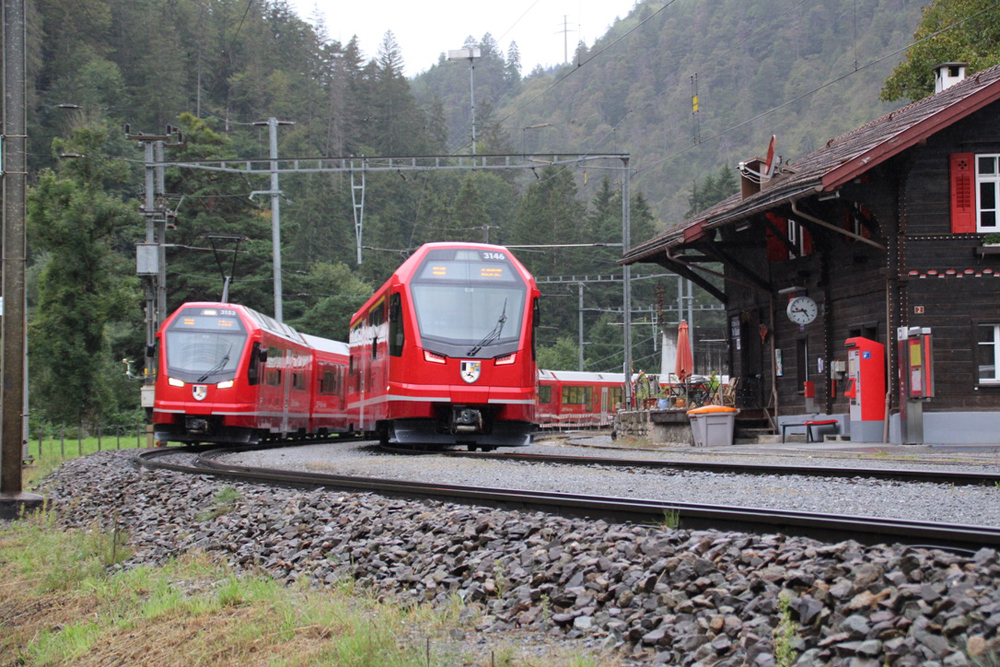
[659, 508, 680, 529]
[773, 591, 799, 667]
[196, 485, 242, 522]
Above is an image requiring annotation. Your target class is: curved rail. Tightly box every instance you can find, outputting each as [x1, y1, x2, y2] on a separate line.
[439, 450, 1000, 486]
[135, 446, 1000, 554]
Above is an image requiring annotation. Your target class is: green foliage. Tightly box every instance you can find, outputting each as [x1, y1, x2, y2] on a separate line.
[286, 262, 373, 341]
[881, 0, 1000, 103]
[27, 122, 143, 426]
[537, 337, 581, 371]
[774, 591, 799, 667]
[685, 165, 739, 218]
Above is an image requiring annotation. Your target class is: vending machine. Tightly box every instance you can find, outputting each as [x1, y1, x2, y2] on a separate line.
[844, 337, 886, 442]
[897, 327, 934, 444]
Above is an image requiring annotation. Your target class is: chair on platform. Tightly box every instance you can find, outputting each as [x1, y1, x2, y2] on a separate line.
[719, 379, 738, 407]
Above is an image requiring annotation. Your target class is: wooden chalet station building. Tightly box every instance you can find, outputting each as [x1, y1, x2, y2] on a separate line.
[622, 63, 1000, 445]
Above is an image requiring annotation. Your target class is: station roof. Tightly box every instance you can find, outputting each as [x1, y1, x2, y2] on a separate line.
[621, 62, 1000, 266]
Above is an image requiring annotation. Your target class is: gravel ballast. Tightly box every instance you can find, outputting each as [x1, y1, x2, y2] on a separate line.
[226, 439, 1000, 527]
[30, 446, 1000, 666]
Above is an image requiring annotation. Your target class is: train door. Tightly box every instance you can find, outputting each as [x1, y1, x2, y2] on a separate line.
[368, 299, 386, 423]
[349, 321, 366, 431]
[261, 343, 285, 432]
[281, 349, 292, 434]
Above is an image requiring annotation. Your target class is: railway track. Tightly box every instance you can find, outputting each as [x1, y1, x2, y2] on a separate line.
[438, 449, 1000, 486]
[136, 444, 1000, 554]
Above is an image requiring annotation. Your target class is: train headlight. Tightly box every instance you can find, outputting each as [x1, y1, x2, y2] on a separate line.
[495, 353, 517, 366]
[168, 377, 185, 387]
[424, 350, 447, 364]
[216, 380, 235, 389]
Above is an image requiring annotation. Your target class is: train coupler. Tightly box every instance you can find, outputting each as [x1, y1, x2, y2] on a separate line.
[184, 416, 211, 434]
[450, 407, 484, 434]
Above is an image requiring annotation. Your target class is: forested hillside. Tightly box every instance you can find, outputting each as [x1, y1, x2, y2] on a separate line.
[23, 0, 928, 428]
[413, 0, 926, 222]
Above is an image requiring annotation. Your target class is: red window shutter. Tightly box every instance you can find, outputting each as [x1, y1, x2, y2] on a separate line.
[951, 153, 976, 233]
[765, 212, 787, 261]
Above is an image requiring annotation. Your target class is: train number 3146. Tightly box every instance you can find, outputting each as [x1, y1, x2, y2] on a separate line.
[482, 252, 506, 261]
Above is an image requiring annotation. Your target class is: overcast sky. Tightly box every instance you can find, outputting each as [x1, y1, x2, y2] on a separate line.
[287, 0, 638, 77]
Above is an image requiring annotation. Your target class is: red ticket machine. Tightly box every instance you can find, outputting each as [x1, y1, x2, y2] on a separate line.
[844, 337, 885, 442]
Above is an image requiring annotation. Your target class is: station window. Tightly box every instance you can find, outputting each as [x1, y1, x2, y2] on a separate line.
[978, 156, 1000, 231]
[950, 153, 1000, 232]
[977, 323, 1000, 385]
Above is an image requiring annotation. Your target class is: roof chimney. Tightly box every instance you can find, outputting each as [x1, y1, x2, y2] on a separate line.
[933, 62, 967, 93]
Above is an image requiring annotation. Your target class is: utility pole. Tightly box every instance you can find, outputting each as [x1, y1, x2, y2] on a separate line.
[0, 0, 42, 518]
[252, 117, 293, 321]
[562, 15, 570, 64]
[447, 48, 480, 155]
[127, 124, 181, 442]
[622, 157, 633, 408]
[578, 282, 585, 372]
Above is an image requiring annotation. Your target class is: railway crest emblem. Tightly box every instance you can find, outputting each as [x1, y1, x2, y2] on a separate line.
[460, 360, 481, 384]
[192, 385, 208, 401]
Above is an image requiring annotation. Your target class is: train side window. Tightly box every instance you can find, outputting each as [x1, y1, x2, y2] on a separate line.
[389, 293, 404, 357]
[266, 346, 283, 386]
[562, 386, 586, 405]
[609, 387, 624, 409]
[369, 301, 386, 360]
[532, 298, 539, 360]
[539, 385, 551, 403]
[292, 372, 306, 391]
[247, 342, 263, 386]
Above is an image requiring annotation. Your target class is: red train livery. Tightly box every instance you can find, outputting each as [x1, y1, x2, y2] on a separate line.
[348, 242, 540, 448]
[537, 370, 625, 428]
[153, 242, 542, 449]
[152, 302, 349, 444]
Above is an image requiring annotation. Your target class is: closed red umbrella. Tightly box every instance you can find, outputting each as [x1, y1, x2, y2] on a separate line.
[675, 320, 693, 382]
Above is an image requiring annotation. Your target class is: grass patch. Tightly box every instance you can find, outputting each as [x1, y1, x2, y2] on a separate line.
[0, 510, 612, 666]
[195, 486, 242, 522]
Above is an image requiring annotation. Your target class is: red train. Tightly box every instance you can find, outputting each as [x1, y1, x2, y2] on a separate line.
[152, 302, 350, 444]
[152, 242, 542, 449]
[537, 370, 625, 428]
[348, 242, 540, 448]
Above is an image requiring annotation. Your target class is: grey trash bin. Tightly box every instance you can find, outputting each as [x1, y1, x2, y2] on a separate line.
[687, 406, 739, 446]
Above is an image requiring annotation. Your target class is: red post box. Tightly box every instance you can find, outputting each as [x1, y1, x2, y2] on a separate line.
[844, 337, 885, 442]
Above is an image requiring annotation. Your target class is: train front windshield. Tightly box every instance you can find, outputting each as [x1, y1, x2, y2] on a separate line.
[410, 249, 526, 359]
[164, 307, 247, 382]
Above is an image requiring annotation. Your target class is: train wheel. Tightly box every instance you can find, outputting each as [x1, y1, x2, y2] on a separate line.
[378, 424, 393, 447]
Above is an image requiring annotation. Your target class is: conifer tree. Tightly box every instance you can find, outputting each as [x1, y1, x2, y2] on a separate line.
[28, 123, 142, 426]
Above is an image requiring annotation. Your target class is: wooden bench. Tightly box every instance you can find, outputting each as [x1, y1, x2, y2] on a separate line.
[780, 419, 839, 443]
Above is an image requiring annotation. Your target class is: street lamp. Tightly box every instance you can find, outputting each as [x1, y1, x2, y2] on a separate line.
[448, 47, 480, 155]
